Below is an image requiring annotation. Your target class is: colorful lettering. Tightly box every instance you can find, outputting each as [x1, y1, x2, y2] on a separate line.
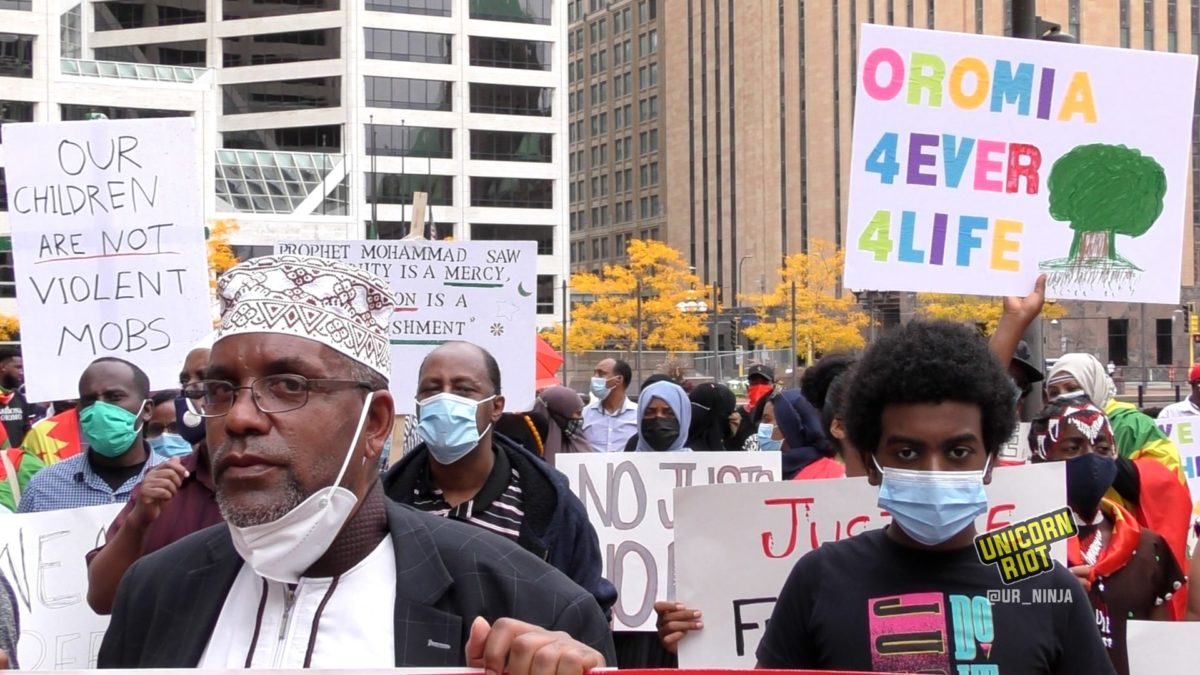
[949, 57, 990, 109]
[930, 213, 949, 265]
[990, 60, 1034, 115]
[990, 219, 1022, 272]
[1057, 71, 1098, 123]
[862, 47, 905, 100]
[1005, 144, 1042, 194]
[942, 135, 975, 188]
[908, 52, 946, 107]
[973, 140, 1005, 192]
[859, 210, 894, 262]
[1036, 68, 1056, 120]
[956, 216, 988, 266]
[898, 211, 926, 263]
[865, 132, 901, 184]
[907, 133, 939, 185]
[869, 592, 949, 673]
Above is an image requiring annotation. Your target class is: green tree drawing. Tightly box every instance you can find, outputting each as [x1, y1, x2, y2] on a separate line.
[1046, 143, 1166, 268]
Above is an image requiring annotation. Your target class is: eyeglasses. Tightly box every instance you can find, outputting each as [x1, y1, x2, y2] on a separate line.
[183, 375, 372, 418]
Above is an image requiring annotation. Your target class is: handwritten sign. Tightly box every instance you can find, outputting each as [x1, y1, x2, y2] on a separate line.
[674, 463, 1068, 667]
[1, 118, 211, 401]
[1126, 620, 1195, 674]
[1154, 416, 1200, 514]
[0, 503, 121, 670]
[275, 240, 536, 413]
[556, 452, 782, 631]
[844, 25, 1198, 304]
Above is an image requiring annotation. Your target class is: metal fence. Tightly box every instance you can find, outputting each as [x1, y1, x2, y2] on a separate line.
[560, 348, 801, 394]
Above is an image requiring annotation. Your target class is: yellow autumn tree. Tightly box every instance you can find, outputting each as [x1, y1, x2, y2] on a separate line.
[740, 241, 869, 360]
[0, 315, 18, 341]
[917, 293, 1067, 335]
[207, 218, 240, 289]
[561, 239, 709, 351]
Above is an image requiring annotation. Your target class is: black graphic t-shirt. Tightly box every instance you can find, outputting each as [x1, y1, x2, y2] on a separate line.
[757, 527, 1115, 674]
[0, 389, 34, 447]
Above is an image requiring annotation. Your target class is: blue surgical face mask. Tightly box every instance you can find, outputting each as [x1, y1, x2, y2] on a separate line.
[416, 393, 495, 465]
[150, 432, 194, 459]
[757, 423, 782, 452]
[874, 455, 991, 546]
[591, 376, 613, 400]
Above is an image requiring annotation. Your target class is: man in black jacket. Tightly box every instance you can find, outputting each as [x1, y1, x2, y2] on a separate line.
[385, 341, 616, 618]
[98, 255, 613, 672]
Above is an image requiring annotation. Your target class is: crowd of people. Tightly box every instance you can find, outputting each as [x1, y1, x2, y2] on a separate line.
[0, 259, 1196, 674]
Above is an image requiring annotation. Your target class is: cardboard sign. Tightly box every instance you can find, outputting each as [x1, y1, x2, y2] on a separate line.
[844, 25, 1198, 304]
[1154, 416, 1200, 514]
[1, 118, 212, 402]
[274, 240, 537, 413]
[556, 452, 782, 632]
[674, 463, 1069, 667]
[0, 503, 121, 670]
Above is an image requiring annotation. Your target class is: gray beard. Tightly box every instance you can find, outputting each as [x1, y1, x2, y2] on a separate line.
[216, 479, 306, 527]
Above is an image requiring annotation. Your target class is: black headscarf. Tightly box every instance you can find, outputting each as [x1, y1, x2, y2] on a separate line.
[687, 382, 737, 452]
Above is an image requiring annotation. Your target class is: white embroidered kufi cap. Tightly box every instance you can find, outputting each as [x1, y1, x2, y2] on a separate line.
[215, 255, 395, 378]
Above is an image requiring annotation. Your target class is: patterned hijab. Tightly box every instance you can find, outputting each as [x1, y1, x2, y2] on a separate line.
[1047, 353, 1113, 408]
[1028, 395, 1115, 460]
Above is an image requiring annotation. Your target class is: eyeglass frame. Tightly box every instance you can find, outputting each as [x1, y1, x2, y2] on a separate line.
[183, 374, 373, 418]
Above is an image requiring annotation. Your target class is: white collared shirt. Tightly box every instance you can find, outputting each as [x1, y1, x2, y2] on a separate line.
[200, 536, 397, 669]
[581, 396, 639, 453]
[1158, 398, 1200, 419]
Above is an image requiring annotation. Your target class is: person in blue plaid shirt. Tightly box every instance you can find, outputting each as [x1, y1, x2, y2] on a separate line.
[18, 357, 161, 513]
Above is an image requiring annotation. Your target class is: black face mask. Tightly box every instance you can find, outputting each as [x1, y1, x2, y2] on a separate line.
[641, 417, 681, 451]
[1066, 454, 1118, 522]
[563, 418, 583, 439]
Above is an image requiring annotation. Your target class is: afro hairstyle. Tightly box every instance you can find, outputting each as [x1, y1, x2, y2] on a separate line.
[800, 352, 856, 411]
[844, 320, 1017, 455]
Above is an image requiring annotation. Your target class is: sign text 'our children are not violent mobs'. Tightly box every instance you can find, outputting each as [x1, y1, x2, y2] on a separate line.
[1, 118, 212, 402]
[844, 25, 1198, 304]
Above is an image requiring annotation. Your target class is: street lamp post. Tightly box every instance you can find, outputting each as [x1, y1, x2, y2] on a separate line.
[712, 282, 722, 384]
[790, 280, 798, 387]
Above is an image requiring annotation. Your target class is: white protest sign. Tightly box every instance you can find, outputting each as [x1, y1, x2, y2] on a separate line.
[1, 118, 211, 401]
[0, 503, 121, 670]
[845, 25, 1198, 303]
[557, 452, 782, 632]
[1126, 620, 1195, 674]
[674, 462, 1069, 667]
[275, 241, 537, 413]
[1153, 416, 1200, 513]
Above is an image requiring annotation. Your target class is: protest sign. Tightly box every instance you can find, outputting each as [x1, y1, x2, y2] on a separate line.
[1153, 416, 1200, 513]
[557, 452, 782, 632]
[0, 503, 121, 670]
[674, 463, 1069, 667]
[844, 25, 1198, 304]
[1126, 620, 1195, 674]
[275, 240, 537, 413]
[1, 118, 211, 402]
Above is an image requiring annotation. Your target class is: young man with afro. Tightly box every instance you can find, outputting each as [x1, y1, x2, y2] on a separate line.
[755, 320, 1113, 674]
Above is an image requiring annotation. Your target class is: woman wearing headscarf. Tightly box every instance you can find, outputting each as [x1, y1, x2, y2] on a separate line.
[773, 389, 842, 480]
[534, 385, 589, 463]
[1046, 353, 1184, 482]
[686, 382, 737, 452]
[633, 381, 692, 452]
[1028, 396, 1184, 675]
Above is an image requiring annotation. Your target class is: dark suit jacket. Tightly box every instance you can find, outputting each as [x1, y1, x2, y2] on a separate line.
[98, 501, 616, 668]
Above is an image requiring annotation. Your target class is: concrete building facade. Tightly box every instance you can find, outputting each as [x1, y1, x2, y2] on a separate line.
[1, 0, 570, 327]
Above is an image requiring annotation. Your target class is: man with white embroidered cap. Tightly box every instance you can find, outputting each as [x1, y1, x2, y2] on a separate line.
[98, 255, 614, 671]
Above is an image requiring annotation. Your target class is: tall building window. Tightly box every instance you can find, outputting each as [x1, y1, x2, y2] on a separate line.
[906, 0, 914, 27]
[470, 84, 552, 116]
[469, 0, 551, 25]
[1156, 318, 1174, 365]
[470, 130, 552, 162]
[367, 173, 454, 205]
[1109, 318, 1129, 365]
[470, 177, 553, 208]
[1069, 0, 1081, 42]
[1193, 0, 1200, 54]
[224, 125, 342, 152]
[366, 76, 452, 111]
[469, 36, 550, 70]
[98, 40, 208, 67]
[60, 4, 82, 58]
[366, 125, 452, 158]
[222, 0, 337, 20]
[926, 0, 934, 28]
[61, 104, 190, 120]
[536, 275, 555, 314]
[223, 29, 339, 67]
[1168, 0, 1178, 51]
[0, 0, 32, 10]
[0, 239, 14, 296]
[95, 0, 206, 30]
[0, 34, 34, 78]
[0, 100, 35, 142]
[365, 0, 450, 16]
[975, 0, 984, 34]
[471, 224, 554, 254]
[223, 78, 341, 114]
[365, 28, 451, 63]
[376, 221, 454, 239]
[1144, 0, 1155, 49]
[1121, 0, 1131, 48]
